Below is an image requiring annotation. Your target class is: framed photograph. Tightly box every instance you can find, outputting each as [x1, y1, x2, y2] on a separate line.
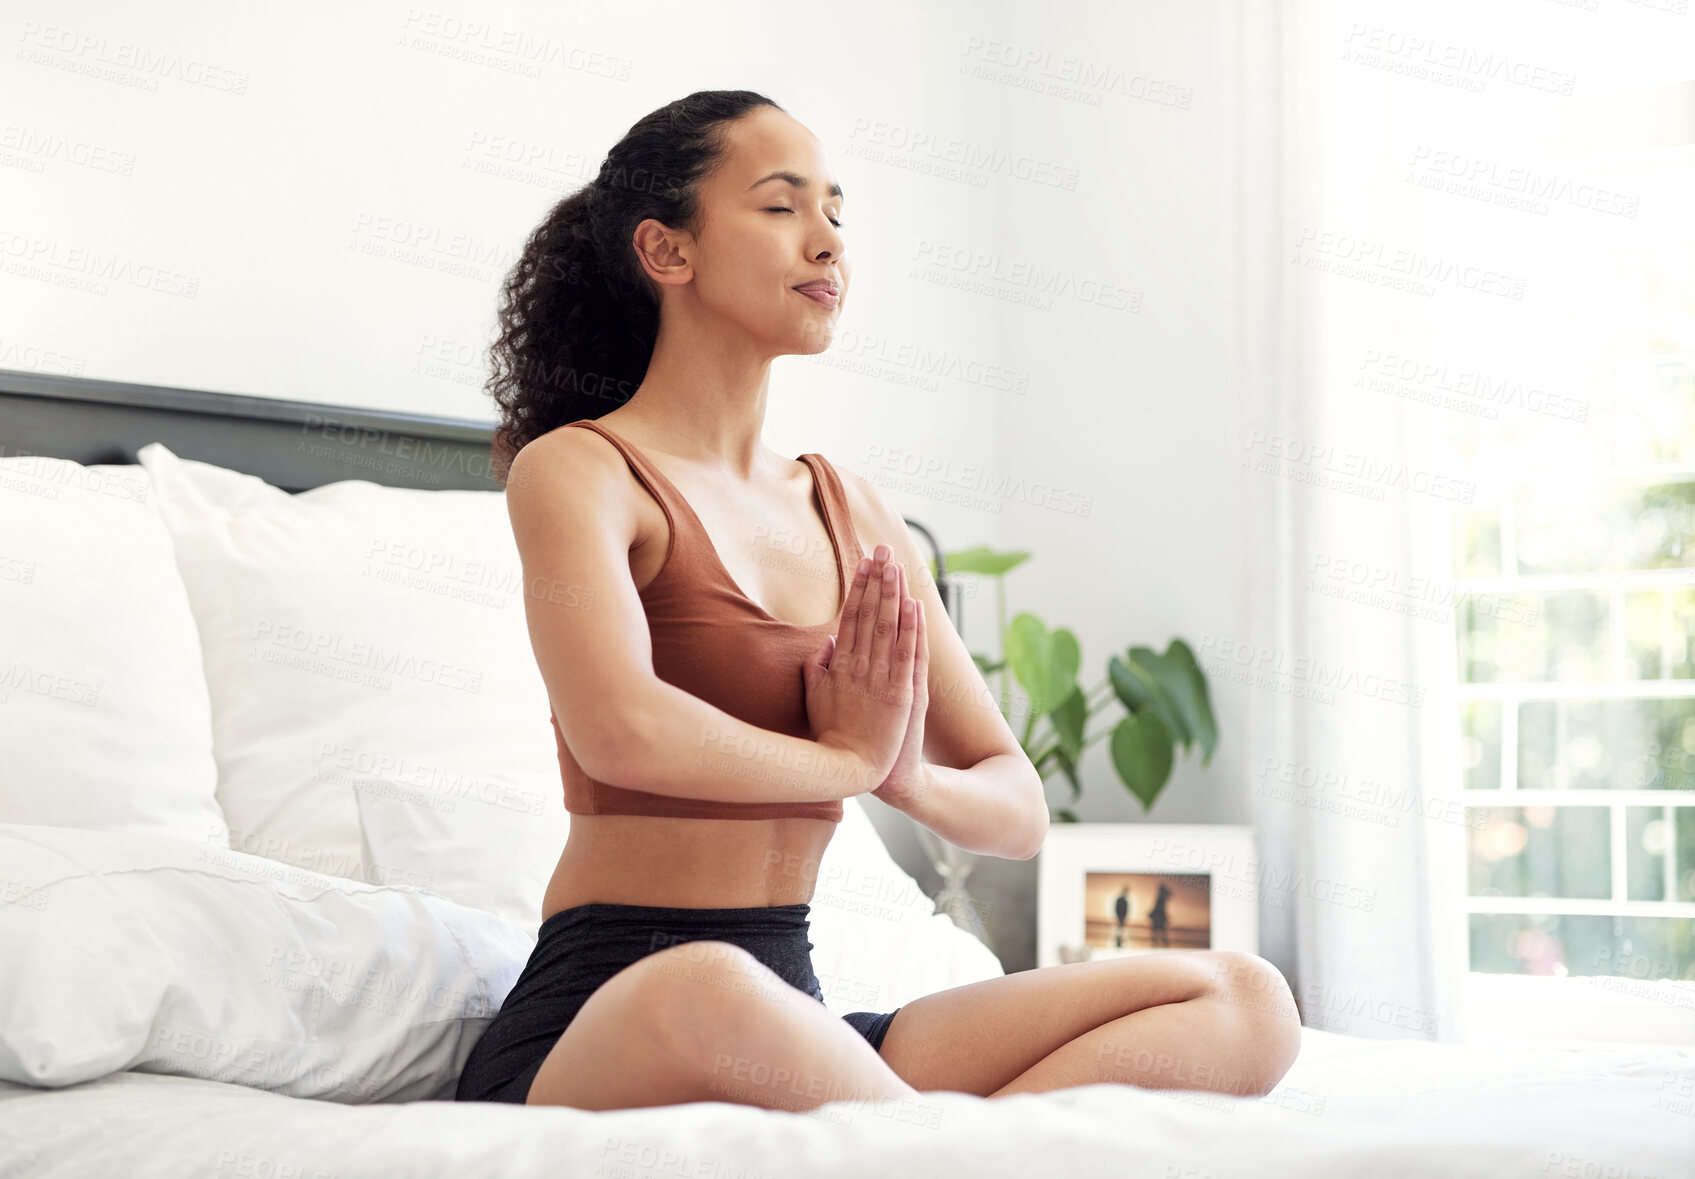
[1036, 824, 1260, 968]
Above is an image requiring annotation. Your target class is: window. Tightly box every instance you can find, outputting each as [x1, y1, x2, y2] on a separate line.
[1453, 256, 1695, 1040]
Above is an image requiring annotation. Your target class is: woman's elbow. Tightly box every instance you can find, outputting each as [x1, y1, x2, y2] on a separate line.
[578, 683, 657, 789]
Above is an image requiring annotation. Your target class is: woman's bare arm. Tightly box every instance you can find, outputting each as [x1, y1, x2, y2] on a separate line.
[613, 676, 881, 804]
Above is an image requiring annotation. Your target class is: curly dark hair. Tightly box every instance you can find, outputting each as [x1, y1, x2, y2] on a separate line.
[485, 89, 786, 484]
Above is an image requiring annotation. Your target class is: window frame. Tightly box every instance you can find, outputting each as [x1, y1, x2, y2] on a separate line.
[1454, 420, 1695, 1045]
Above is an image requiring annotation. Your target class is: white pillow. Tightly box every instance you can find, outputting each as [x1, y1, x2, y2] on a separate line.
[135, 442, 567, 935]
[809, 799, 1006, 1012]
[0, 822, 532, 1102]
[0, 457, 226, 843]
[133, 437, 1004, 992]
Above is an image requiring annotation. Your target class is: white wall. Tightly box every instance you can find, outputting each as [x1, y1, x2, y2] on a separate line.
[971, 2, 1246, 827]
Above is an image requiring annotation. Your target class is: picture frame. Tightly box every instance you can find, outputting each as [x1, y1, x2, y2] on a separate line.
[1036, 823, 1260, 968]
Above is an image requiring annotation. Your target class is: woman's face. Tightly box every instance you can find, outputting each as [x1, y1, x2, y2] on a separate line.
[652, 107, 850, 356]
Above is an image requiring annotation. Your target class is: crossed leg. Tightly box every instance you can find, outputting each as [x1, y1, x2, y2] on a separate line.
[526, 938, 921, 1112]
[525, 941, 1299, 1112]
[877, 949, 1303, 1099]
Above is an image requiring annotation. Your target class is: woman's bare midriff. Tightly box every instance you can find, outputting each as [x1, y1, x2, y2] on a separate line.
[540, 813, 836, 918]
[535, 413, 867, 921]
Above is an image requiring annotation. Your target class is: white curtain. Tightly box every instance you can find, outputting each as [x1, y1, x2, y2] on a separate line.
[1227, 0, 1474, 1042]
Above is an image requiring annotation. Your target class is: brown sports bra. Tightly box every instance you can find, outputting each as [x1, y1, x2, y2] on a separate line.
[549, 418, 867, 822]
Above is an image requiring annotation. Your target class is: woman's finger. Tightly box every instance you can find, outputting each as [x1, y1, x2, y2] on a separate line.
[853, 550, 887, 675]
[913, 591, 928, 700]
[836, 554, 872, 669]
[894, 560, 917, 682]
[872, 555, 901, 682]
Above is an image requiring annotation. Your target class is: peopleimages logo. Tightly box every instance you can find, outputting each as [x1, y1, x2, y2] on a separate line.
[957, 36, 1195, 109]
[1338, 24, 1577, 97]
[1243, 429, 1477, 505]
[17, 21, 252, 94]
[1302, 982, 1440, 1034]
[1197, 632, 1428, 709]
[1144, 838, 1379, 912]
[1356, 350, 1590, 423]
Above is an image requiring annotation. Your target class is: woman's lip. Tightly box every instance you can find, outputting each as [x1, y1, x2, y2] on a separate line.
[794, 287, 840, 307]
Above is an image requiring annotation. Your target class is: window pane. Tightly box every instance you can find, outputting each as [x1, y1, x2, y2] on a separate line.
[1469, 913, 1694, 980]
[1461, 699, 1501, 791]
[1459, 591, 1606, 683]
[1517, 698, 1695, 791]
[1612, 357, 1693, 467]
[1625, 806, 1669, 902]
[1514, 481, 1695, 576]
[1454, 502, 1502, 578]
[1681, 808, 1695, 904]
[1675, 589, 1695, 680]
[1467, 806, 1610, 899]
[1624, 587, 1695, 680]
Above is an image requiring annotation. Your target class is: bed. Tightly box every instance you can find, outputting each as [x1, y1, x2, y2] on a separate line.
[2, 368, 1692, 1179]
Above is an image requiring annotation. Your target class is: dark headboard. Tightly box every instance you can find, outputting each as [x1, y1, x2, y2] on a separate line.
[0, 367, 960, 620]
[0, 368, 501, 493]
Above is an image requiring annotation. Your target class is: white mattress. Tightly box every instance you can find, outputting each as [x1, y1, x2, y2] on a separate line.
[2, 1028, 1690, 1179]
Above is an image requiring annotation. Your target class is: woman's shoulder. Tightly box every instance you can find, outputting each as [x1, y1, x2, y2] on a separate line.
[807, 450, 871, 505]
[504, 424, 647, 552]
[809, 452, 904, 562]
[511, 420, 636, 487]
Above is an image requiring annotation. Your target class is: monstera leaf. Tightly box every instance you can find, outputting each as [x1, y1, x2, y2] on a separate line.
[1124, 640, 1218, 766]
[1108, 654, 1186, 741]
[1100, 639, 1219, 808]
[1005, 613, 1081, 715]
[1110, 709, 1176, 810]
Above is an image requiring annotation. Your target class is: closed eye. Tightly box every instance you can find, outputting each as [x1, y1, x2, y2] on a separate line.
[766, 207, 844, 229]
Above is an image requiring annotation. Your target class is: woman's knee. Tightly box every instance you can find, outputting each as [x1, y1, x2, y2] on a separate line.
[526, 940, 774, 1107]
[1203, 951, 1303, 1088]
[631, 940, 791, 1059]
[1202, 951, 1293, 1008]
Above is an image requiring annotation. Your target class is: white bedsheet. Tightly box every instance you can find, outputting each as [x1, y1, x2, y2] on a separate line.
[2, 1028, 1690, 1179]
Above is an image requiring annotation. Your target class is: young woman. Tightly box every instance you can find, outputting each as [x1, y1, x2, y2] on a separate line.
[453, 89, 1302, 1113]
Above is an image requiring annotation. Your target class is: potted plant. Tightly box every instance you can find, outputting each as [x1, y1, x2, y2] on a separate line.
[912, 546, 1220, 936]
[938, 546, 1219, 819]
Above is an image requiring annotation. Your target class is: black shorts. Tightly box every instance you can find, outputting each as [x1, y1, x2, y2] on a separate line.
[453, 901, 903, 1104]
